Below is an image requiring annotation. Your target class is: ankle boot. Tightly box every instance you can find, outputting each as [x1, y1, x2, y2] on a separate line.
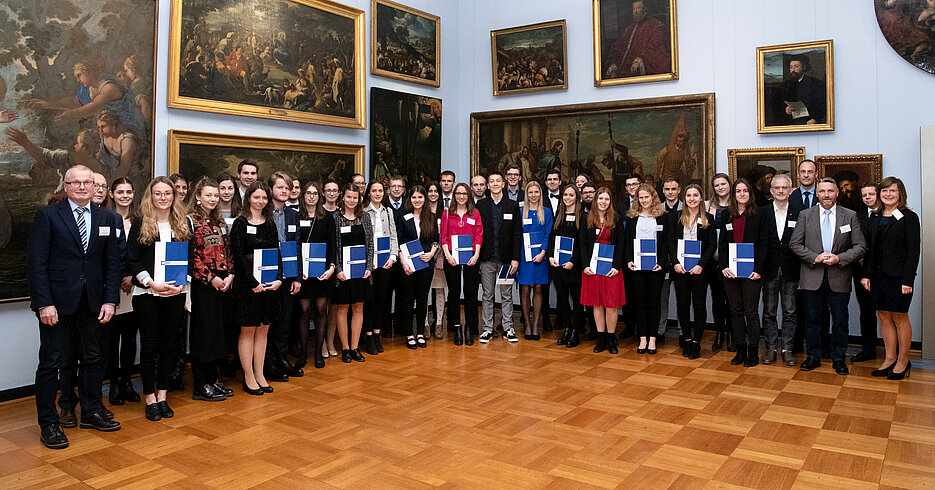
[364, 335, 379, 355]
[680, 335, 690, 357]
[374, 333, 384, 353]
[689, 342, 701, 360]
[744, 345, 759, 367]
[606, 332, 619, 354]
[725, 330, 736, 352]
[593, 332, 607, 353]
[453, 325, 463, 346]
[557, 326, 571, 346]
[565, 327, 580, 348]
[464, 326, 474, 346]
[731, 343, 746, 365]
[712, 330, 723, 351]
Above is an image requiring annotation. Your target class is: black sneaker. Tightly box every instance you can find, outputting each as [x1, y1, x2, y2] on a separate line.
[479, 331, 493, 343]
[504, 328, 519, 343]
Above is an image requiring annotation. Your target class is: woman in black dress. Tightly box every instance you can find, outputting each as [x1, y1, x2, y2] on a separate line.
[861, 177, 920, 380]
[106, 177, 140, 405]
[230, 182, 283, 395]
[297, 181, 336, 369]
[548, 184, 585, 348]
[397, 185, 439, 349]
[706, 173, 733, 351]
[333, 184, 374, 363]
[187, 177, 234, 401]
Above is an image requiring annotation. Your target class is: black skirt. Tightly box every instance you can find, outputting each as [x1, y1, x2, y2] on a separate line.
[871, 273, 913, 313]
[331, 277, 371, 305]
[189, 280, 228, 362]
[300, 276, 335, 299]
[234, 280, 281, 326]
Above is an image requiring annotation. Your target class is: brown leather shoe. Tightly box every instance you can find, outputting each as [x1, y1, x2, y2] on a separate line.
[763, 349, 777, 365]
[59, 408, 77, 428]
[99, 403, 115, 420]
[781, 350, 796, 366]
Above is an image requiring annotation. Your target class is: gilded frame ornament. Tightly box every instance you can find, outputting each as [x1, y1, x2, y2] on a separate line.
[371, 0, 440, 88]
[592, 0, 679, 87]
[756, 39, 834, 134]
[727, 146, 806, 188]
[490, 19, 568, 96]
[167, 0, 366, 129]
[814, 154, 883, 184]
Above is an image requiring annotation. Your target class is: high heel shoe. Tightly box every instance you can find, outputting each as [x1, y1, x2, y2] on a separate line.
[871, 361, 896, 377]
[887, 360, 911, 380]
[636, 337, 647, 354]
[242, 380, 264, 396]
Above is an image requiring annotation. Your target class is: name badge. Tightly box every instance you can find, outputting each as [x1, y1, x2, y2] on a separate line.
[893, 209, 904, 220]
[518, 201, 524, 208]
[840, 224, 851, 234]
[656, 224, 664, 232]
[503, 213, 513, 220]
[523, 218, 533, 225]
[466, 218, 476, 226]
[340, 226, 352, 234]
[220, 227, 227, 235]
[116, 228, 122, 238]
[98, 226, 110, 236]
[725, 223, 733, 231]
[287, 224, 297, 233]
[566, 215, 576, 222]
[788, 220, 797, 228]
[246, 226, 257, 235]
[596, 228, 601, 235]
[404, 213, 414, 221]
[437, 219, 441, 227]
[224, 218, 236, 227]
[697, 218, 703, 225]
[300, 219, 311, 227]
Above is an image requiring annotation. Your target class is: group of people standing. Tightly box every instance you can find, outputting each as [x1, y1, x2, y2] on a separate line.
[28, 159, 919, 451]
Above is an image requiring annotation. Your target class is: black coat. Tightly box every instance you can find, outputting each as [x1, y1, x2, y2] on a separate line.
[759, 203, 801, 281]
[475, 196, 522, 263]
[717, 210, 769, 276]
[623, 214, 670, 270]
[665, 211, 717, 273]
[548, 210, 584, 281]
[862, 209, 921, 287]
[579, 214, 627, 271]
[298, 212, 337, 268]
[788, 187, 817, 216]
[396, 209, 439, 254]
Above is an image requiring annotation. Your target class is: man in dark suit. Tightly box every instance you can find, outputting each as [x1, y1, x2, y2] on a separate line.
[789, 178, 866, 375]
[266, 172, 303, 382]
[504, 164, 525, 203]
[852, 182, 879, 362]
[476, 171, 522, 343]
[657, 178, 682, 342]
[615, 174, 641, 215]
[437, 170, 456, 216]
[782, 54, 827, 125]
[788, 160, 818, 215]
[28, 165, 123, 449]
[760, 174, 800, 366]
[541, 169, 563, 332]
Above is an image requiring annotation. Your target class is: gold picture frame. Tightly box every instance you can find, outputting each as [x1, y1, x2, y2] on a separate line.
[168, 130, 365, 186]
[592, 0, 679, 87]
[371, 0, 440, 87]
[727, 146, 807, 188]
[757, 39, 834, 134]
[167, 0, 366, 129]
[490, 20, 568, 96]
[815, 154, 883, 184]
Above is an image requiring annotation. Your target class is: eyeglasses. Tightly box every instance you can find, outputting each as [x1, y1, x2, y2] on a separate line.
[65, 180, 94, 188]
[153, 191, 173, 198]
[94, 184, 108, 190]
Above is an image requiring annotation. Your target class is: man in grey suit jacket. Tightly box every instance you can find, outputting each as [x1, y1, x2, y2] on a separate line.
[789, 178, 866, 375]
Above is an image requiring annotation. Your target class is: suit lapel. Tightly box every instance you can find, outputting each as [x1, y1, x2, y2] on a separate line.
[87, 204, 105, 254]
[56, 200, 84, 253]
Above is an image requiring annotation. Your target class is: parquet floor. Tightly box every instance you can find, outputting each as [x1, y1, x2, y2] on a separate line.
[1, 329, 934, 489]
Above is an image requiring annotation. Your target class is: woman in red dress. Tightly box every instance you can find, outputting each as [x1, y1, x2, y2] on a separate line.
[579, 186, 626, 354]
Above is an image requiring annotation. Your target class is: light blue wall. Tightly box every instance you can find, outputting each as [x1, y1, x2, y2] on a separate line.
[1, 0, 931, 390]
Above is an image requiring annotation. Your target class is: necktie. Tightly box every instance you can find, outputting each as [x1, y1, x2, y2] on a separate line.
[444, 197, 450, 207]
[822, 209, 833, 254]
[76, 207, 88, 252]
[803, 191, 811, 207]
[393, 201, 400, 209]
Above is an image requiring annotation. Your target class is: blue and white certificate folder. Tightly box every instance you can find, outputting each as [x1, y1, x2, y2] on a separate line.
[729, 243, 755, 278]
[253, 248, 279, 284]
[342, 245, 367, 279]
[279, 241, 298, 278]
[401, 240, 430, 272]
[677, 239, 702, 270]
[590, 243, 615, 276]
[451, 235, 474, 265]
[496, 264, 517, 285]
[154, 241, 188, 285]
[375, 236, 391, 268]
[634, 238, 656, 271]
[523, 231, 544, 262]
[553, 236, 574, 265]
[302, 242, 327, 278]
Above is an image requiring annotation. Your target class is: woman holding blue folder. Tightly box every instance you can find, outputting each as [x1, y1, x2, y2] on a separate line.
[440, 182, 483, 346]
[518, 181, 553, 340]
[548, 184, 585, 347]
[362, 180, 398, 355]
[230, 182, 283, 395]
[667, 184, 716, 360]
[397, 185, 439, 349]
[580, 186, 626, 354]
[297, 181, 336, 369]
[127, 177, 191, 420]
[333, 184, 374, 363]
[624, 184, 669, 355]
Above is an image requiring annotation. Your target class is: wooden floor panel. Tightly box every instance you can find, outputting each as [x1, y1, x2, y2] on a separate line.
[1, 329, 934, 488]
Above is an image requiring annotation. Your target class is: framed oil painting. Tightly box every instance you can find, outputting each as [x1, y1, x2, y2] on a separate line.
[491, 20, 567, 96]
[728, 147, 806, 207]
[371, 0, 440, 88]
[815, 153, 883, 210]
[593, 0, 678, 87]
[757, 39, 834, 134]
[168, 130, 364, 191]
[875, 0, 935, 75]
[369, 87, 441, 189]
[167, 0, 366, 129]
[471, 93, 715, 201]
[0, 0, 157, 303]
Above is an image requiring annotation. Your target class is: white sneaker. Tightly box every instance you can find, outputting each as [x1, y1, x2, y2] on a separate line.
[479, 331, 493, 343]
[505, 328, 519, 343]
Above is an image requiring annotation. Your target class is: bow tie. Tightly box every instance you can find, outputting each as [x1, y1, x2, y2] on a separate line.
[550, 194, 559, 199]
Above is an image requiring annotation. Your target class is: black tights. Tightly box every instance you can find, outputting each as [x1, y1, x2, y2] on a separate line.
[520, 284, 544, 335]
[298, 297, 329, 367]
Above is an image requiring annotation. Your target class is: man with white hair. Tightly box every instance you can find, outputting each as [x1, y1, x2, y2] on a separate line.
[760, 173, 800, 366]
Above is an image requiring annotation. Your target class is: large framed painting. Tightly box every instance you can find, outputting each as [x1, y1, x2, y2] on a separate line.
[471, 93, 715, 201]
[593, 0, 678, 87]
[728, 147, 806, 207]
[491, 20, 567, 96]
[875, 0, 935, 75]
[370, 87, 441, 189]
[168, 130, 364, 191]
[757, 39, 834, 134]
[371, 0, 440, 88]
[815, 153, 883, 210]
[0, 0, 157, 303]
[167, 0, 366, 129]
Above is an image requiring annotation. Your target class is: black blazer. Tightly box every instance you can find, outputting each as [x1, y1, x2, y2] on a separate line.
[279, 205, 300, 242]
[623, 214, 670, 270]
[298, 213, 337, 269]
[759, 203, 801, 281]
[862, 209, 921, 287]
[665, 211, 717, 272]
[788, 187, 817, 216]
[543, 190, 562, 217]
[397, 210, 439, 254]
[579, 214, 627, 271]
[126, 216, 189, 289]
[475, 196, 522, 263]
[548, 210, 584, 278]
[717, 210, 769, 275]
[615, 196, 635, 216]
[505, 187, 525, 204]
[27, 200, 123, 314]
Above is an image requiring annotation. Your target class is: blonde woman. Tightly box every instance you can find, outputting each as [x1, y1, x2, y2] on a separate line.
[624, 184, 669, 355]
[517, 181, 552, 340]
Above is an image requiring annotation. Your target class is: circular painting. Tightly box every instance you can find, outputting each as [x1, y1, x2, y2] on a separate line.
[875, 0, 935, 74]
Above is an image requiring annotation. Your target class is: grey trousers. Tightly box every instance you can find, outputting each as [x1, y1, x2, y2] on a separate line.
[761, 273, 798, 352]
[480, 260, 514, 333]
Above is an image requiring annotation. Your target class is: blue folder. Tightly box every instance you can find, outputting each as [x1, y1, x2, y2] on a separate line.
[402, 240, 430, 272]
[302, 242, 327, 278]
[590, 243, 615, 276]
[678, 239, 702, 270]
[553, 236, 574, 265]
[497, 264, 517, 285]
[523, 231, 544, 262]
[634, 238, 657, 271]
[253, 248, 279, 284]
[343, 245, 367, 279]
[375, 236, 391, 268]
[451, 235, 474, 265]
[154, 241, 188, 285]
[730, 243, 755, 278]
[279, 241, 298, 278]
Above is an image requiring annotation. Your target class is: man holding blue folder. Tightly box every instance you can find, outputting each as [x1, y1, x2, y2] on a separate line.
[266, 172, 303, 382]
[476, 172, 522, 343]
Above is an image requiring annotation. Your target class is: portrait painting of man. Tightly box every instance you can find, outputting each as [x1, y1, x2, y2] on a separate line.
[757, 40, 834, 133]
[593, 0, 678, 86]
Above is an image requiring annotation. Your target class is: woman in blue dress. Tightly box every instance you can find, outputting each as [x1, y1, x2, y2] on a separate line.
[518, 181, 553, 340]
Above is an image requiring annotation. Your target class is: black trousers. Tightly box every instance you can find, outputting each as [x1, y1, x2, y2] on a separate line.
[36, 290, 105, 428]
[365, 267, 394, 334]
[707, 267, 730, 334]
[400, 266, 434, 336]
[134, 294, 185, 395]
[853, 273, 877, 352]
[627, 270, 665, 338]
[673, 272, 709, 342]
[724, 278, 762, 347]
[553, 272, 585, 332]
[444, 263, 480, 331]
[106, 312, 138, 384]
[267, 280, 296, 361]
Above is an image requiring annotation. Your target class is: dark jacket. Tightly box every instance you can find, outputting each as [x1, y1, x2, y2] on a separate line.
[298, 212, 337, 269]
[623, 214, 670, 270]
[126, 216, 188, 289]
[475, 196, 522, 263]
[717, 210, 769, 276]
[760, 203, 801, 281]
[396, 209, 439, 255]
[665, 211, 717, 273]
[789, 187, 817, 216]
[548, 209, 584, 280]
[579, 214, 627, 271]
[862, 209, 920, 288]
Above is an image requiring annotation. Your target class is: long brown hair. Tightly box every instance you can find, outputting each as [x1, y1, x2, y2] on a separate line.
[729, 178, 758, 217]
[679, 184, 709, 229]
[338, 183, 363, 219]
[586, 185, 617, 230]
[447, 182, 475, 216]
[627, 184, 665, 218]
[406, 185, 436, 239]
[108, 177, 139, 219]
[553, 184, 580, 230]
[300, 181, 327, 220]
[240, 182, 273, 221]
[188, 177, 223, 223]
[138, 176, 191, 245]
[216, 173, 242, 217]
